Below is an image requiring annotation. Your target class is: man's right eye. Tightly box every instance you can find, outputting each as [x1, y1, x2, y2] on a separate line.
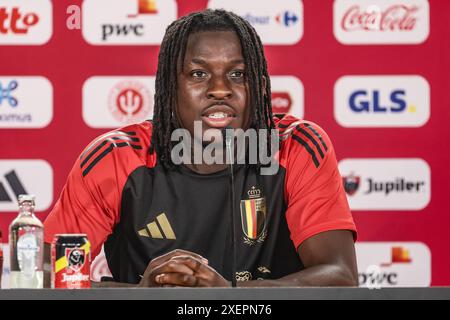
[191, 70, 207, 79]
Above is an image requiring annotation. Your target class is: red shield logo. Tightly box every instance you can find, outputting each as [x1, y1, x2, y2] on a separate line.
[65, 248, 86, 272]
[343, 174, 360, 196]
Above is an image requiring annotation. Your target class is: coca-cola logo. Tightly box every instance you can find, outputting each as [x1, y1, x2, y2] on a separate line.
[341, 5, 419, 32]
[271, 92, 292, 114]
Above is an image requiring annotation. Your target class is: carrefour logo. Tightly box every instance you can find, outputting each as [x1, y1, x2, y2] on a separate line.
[275, 11, 298, 27]
[243, 11, 298, 27]
[208, 0, 303, 45]
[334, 75, 430, 127]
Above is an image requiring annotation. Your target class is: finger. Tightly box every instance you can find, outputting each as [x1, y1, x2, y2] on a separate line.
[150, 249, 208, 268]
[170, 256, 208, 274]
[170, 250, 208, 264]
[156, 273, 199, 287]
[169, 256, 230, 287]
[153, 260, 196, 276]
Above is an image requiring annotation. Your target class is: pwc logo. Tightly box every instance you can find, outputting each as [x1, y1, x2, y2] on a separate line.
[0, 0, 52, 45]
[0, 76, 53, 128]
[356, 242, 431, 288]
[270, 76, 304, 119]
[83, 76, 154, 128]
[333, 0, 429, 45]
[82, 0, 177, 45]
[339, 158, 430, 211]
[0, 160, 53, 212]
[208, 0, 303, 45]
[334, 75, 430, 127]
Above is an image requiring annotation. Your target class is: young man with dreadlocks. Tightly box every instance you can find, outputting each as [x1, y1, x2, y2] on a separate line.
[44, 9, 358, 287]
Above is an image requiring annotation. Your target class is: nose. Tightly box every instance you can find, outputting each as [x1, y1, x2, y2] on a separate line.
[206, 75, 232, 100]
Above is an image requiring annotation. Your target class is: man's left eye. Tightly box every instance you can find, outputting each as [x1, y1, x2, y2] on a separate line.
[229, 71, 245, 79]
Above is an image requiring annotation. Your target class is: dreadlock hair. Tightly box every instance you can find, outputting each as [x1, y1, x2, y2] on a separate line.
[150, 9, 275, 170]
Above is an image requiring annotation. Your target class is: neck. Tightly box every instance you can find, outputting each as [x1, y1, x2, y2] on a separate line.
[183, 140, 229, 174]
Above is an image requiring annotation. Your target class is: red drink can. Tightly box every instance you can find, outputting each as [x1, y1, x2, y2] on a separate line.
[51, 234, 91, 289]
[0, 234, 3, 288]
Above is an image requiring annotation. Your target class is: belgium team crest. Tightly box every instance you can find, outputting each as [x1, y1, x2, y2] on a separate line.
[240, 187, 267, 246]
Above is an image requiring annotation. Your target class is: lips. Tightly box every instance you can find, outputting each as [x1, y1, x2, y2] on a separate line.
[201, 104, 236, 128]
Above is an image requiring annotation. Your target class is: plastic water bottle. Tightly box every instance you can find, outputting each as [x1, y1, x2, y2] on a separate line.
[9, 195, 44, 288]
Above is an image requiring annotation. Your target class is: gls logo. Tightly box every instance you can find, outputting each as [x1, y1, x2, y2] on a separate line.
[0, 160, 53, 212]
[82, 0, 177, 45]
[349, 89, 409, 113]
[208, 0, 303, 45]
[0, 0, 52, 45]
[334, 75, 430, 127]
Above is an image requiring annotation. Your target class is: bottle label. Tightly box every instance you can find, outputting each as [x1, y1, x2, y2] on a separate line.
[17, 233, 38, 279]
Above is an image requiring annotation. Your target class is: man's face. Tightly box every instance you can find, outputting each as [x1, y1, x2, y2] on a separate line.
[176, 31, 250, 139]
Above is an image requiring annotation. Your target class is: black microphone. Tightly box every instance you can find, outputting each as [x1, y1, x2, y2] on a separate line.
[222, 126, 237, 287]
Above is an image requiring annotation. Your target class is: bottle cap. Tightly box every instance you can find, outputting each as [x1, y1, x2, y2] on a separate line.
[18, 194, 36, 205]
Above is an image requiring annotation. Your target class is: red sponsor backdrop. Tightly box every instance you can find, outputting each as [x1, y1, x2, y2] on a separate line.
[0, 0, 449, 285]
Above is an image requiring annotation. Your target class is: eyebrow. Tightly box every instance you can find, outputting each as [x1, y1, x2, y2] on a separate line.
[190, 58, 245, 65]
